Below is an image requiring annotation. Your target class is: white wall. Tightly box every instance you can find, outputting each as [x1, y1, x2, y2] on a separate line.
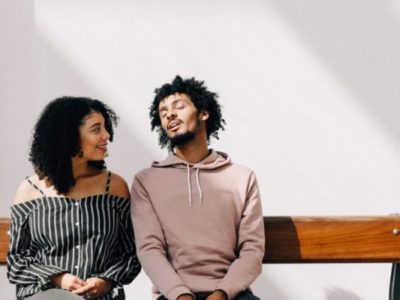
[1, 1, 400, 299]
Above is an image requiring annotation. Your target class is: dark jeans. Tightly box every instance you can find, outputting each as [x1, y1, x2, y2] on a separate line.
[158, 289, 260, 300]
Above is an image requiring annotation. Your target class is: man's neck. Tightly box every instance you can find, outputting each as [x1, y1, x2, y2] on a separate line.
[174, 139, 210, 164]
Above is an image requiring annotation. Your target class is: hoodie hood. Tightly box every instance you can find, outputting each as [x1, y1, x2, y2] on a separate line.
[151, 150, 231, 207]
[152, 149, 231, 170]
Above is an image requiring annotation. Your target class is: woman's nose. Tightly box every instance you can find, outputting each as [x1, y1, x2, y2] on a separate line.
[103, 129, 111, 140]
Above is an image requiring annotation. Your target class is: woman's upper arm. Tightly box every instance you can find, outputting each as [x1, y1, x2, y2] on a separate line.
[14, 178, 39, 205]
[109, 173, 130, 199]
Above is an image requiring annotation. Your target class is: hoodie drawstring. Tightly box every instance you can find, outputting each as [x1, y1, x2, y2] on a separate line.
[186, 164, 203, 207]
[186, 164, 192, 207]
[195, 168, 203, 205]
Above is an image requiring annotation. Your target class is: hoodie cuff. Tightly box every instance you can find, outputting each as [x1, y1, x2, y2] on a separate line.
[167, 286, 193, 300]
[216, 281, 239, 300]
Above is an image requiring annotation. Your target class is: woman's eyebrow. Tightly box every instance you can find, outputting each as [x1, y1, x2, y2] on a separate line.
[88, 122, 102, 129]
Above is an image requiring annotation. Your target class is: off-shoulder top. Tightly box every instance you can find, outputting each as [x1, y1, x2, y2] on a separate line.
[7, 171, 141, 299]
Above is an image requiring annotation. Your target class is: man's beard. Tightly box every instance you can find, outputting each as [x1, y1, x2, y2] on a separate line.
[169, 131, 196, 148]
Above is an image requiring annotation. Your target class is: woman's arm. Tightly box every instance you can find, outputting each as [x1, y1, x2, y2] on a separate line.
[93, 173, 141, 285]
[8, 179, 71, 288]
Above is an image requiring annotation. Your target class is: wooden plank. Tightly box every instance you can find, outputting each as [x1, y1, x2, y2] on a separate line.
[2, 216, 400, 265]
[0, 217, 10, 265]
[263, 216, 400, 263]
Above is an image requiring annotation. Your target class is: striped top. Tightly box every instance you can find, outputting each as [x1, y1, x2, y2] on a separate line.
[7, 172, 141, 300]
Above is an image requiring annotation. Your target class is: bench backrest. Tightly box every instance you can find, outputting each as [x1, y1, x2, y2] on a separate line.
[0, 218, 9, 265]
[263, 216, 400, 263]
[1, 216, 399, 299]
[2, 216, 399, 264]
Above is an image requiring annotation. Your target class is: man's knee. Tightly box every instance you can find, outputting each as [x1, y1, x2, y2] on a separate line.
[235, 289, 260, 300]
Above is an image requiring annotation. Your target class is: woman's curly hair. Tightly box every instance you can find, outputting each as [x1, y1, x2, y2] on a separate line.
[29, 96, 118, 194]
[149, 75, 225, 149]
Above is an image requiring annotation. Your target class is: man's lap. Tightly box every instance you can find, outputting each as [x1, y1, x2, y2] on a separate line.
[157, 289, 259, 300]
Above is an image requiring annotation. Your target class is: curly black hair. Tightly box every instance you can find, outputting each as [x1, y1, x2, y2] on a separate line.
[29, 96, 118, 194]
[150, 75, 225, 149]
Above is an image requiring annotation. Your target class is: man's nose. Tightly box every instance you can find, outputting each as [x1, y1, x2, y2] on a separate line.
[166, 110, 177, 120]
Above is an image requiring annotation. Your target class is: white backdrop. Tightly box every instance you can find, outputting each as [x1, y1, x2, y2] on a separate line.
[1, 1, 400, 299]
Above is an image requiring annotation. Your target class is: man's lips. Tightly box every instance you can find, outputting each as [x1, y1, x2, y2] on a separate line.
[167, 120, 181, 131]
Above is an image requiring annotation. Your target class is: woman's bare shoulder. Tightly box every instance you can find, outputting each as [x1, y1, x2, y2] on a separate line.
[14, 175, 43, 205]
[109, 172, 130, 199]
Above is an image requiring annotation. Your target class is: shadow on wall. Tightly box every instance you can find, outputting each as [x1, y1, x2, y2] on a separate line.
[258, 217, 299, 299]
[0, 0, 37, 209]
[34, 32, 155, 177]
[264, 216, 301, 262]
[253, 274, 365, 300]
[325, 287, 363, 300]
[252, 273, 291, 300]
[1, 3, 154, 294]
[1, 0, 157, 210]
[270, 0, 400, 140]
[108, 123, 156, 181]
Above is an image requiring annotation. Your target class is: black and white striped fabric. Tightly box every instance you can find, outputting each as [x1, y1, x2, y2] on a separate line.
[7, 171, 141, 300]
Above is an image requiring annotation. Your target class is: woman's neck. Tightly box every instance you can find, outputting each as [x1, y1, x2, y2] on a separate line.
[71, 157, 99, 180]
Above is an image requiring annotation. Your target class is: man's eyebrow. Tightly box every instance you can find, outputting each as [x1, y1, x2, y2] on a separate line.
[158, 99, 184, 112]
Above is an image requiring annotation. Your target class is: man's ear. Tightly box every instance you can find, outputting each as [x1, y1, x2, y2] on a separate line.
[200, 110, 209, 121]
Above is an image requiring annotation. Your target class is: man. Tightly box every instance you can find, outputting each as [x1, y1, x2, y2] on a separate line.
[131, 75, 264, 300]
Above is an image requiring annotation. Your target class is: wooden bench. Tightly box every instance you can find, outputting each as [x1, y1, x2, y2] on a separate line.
[0, 218, 9, 266]
[263, 216, 400, 300]
[1, 216, 400, 299]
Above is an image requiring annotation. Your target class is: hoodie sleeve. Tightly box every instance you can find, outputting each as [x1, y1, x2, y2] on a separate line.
[216, 171, 265, 299]
[130, 175, 193, 300]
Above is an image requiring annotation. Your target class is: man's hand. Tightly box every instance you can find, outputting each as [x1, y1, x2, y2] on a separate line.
[72, 277, 113, 299]
[206, 290, 228, 300]
[177, 294, 195, 300]
[50, 273, 86, 291]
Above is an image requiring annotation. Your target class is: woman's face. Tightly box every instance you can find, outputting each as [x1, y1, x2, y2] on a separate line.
[78, 111, 110, 161]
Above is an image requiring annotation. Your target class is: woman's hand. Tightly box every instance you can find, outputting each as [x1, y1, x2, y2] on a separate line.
[177, 294, 194, 300]
[206, 290, 228, 300]
[72, 277, 113, 299]
[50, 273, 86, 291]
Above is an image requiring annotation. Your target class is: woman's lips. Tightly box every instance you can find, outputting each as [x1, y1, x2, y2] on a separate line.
[97, 145, 108, 151]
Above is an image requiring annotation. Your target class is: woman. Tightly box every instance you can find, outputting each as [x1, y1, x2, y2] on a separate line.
[7, 97, 141, 300]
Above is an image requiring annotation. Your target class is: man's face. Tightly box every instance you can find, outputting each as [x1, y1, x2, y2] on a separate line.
[158, 93, 208, 144]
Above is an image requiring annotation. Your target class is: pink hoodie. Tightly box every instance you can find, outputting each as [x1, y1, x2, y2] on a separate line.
[131, 150, 265, 300]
